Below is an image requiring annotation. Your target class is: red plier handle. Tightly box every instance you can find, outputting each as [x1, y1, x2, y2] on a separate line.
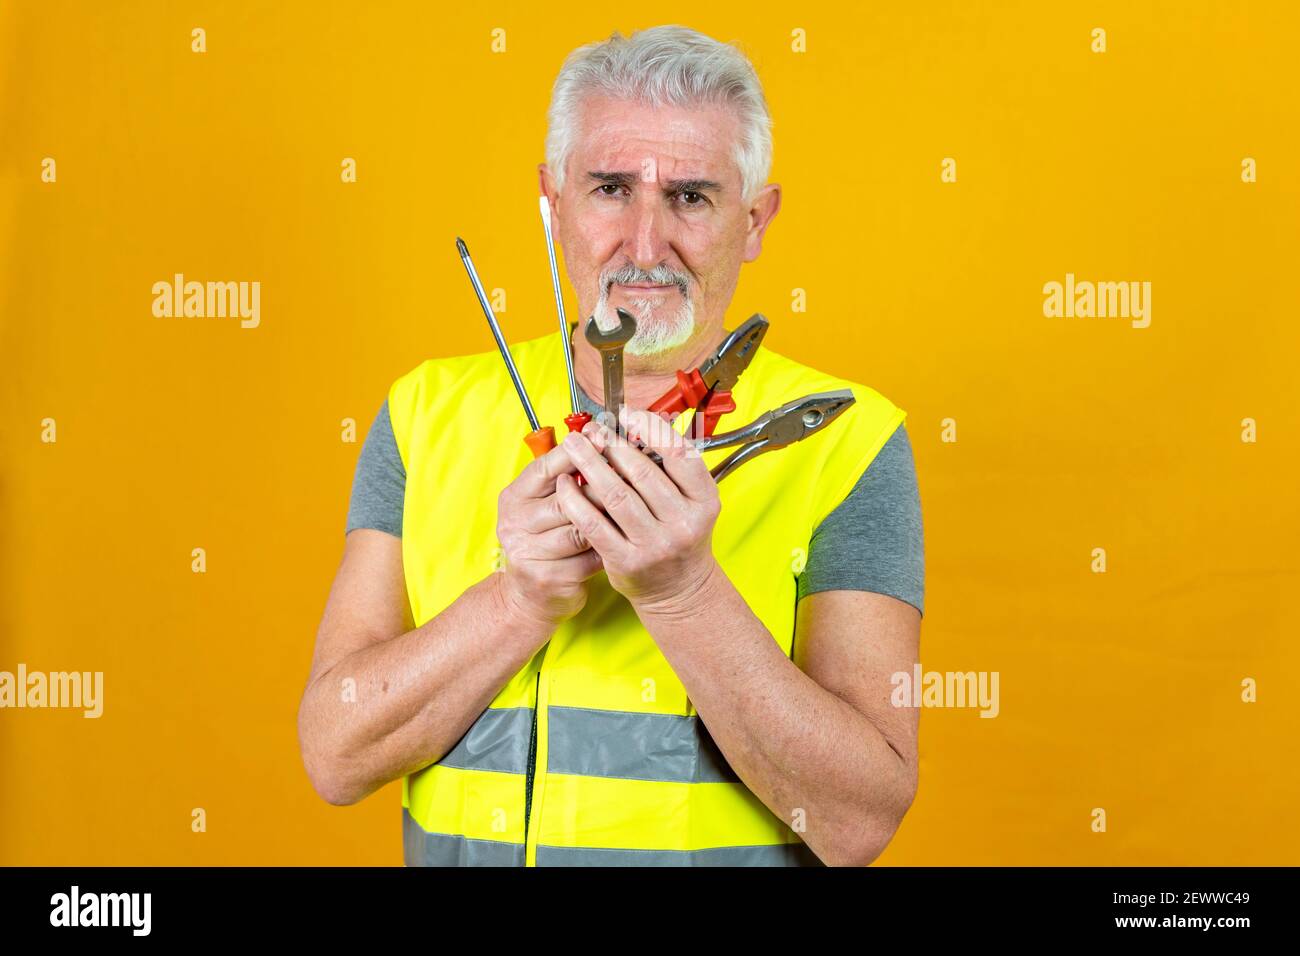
[648, 369, 735, 438]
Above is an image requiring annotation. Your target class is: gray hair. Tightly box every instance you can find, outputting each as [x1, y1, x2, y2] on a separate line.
[544, 25, 773, 204]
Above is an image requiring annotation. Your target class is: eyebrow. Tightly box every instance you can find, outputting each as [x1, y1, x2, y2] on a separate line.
[586, 171, 723, 194]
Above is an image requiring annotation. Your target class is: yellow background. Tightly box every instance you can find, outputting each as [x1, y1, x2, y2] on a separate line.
[2, 1, 1297, 865]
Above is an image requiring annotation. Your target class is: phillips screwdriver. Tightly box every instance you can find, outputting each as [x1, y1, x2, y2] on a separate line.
[456, 237, 556, 458]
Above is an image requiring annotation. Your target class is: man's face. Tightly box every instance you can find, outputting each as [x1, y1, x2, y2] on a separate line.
[544, 95, 778, 367]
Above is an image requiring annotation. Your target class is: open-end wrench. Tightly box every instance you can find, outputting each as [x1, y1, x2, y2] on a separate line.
[583, 308, 637, 430]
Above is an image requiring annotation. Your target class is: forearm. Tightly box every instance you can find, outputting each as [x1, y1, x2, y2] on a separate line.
[634, 561, 915, 865]
[299, 572, 553, 805]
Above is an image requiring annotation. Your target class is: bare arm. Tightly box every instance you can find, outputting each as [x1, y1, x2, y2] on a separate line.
[298, 444, 602, 806]
[553, 412, 920, 865]
[635, 579, 920, 866]
[296, 530, 544, 806]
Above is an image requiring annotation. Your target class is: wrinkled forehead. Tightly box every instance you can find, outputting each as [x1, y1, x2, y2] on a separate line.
[570, 95, 743, 188]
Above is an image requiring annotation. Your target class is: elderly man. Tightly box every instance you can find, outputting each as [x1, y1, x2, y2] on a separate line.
[298, 25, 923, 867]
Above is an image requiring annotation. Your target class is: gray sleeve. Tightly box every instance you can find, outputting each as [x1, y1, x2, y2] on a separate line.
[345, 399, 406, 538]
[796, 423, 924, 616]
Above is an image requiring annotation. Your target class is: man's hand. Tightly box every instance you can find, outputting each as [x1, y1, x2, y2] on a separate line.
[497, 441, 605, 629]
[555, 408, 721, 612]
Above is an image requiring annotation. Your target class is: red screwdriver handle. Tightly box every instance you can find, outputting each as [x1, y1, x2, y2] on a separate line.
[524, 426, 557, 458]
[564, 412, 592, 433]
[524, 420, 589, 487]
[563, 412, 592, 487]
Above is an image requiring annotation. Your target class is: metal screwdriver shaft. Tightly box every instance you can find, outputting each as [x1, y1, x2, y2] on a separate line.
[538, 197, 584, 418]
[456, 237, 555, 457]
[537, 199, 591, 485]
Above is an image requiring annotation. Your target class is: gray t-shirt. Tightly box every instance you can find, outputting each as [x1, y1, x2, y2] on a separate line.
[347, 385, 924, 615]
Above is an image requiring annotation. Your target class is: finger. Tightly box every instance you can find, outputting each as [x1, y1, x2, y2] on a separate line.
[620, 407, 716, 502]
[560, 431, 655, 538]
[520, 521, 594, 560]
[555, 471, 628, 558]
[554, 546, 604, 580]
[511, 440, 581, 500]
[512, 545, 603, 581]
[584, 416, 683, 522]
[517, 492, 570, 534]
[579, 480, 604, 509]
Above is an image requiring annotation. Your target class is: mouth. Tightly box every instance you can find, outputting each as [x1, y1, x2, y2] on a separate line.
[613, 282, 680, 294]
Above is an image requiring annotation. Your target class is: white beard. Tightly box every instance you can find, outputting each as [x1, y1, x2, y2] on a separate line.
[595, 293, 696, 357]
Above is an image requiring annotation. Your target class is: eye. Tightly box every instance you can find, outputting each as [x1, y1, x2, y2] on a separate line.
[596, 184, 627, 198]
[677, 190, 709, 208]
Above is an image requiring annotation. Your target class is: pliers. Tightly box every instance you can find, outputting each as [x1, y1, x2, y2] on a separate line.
[637, 315, 857, 481]
[694, 389, 857, 481]
[648, 314, 768, 439]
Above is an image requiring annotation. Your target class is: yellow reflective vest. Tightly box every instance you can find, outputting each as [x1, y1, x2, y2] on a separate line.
[388, 327, 905, 866]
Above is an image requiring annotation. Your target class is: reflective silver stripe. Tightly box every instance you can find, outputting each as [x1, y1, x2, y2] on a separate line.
[546, 705, 740, 783]
[535, 842, 822, 867]
[403, 809, 524, 867]
[436, 706, 532, 775]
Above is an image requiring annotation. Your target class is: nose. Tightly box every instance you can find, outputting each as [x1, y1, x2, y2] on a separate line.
[623, 190, 673, 272]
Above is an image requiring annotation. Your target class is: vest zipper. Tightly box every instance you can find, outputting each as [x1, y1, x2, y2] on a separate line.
[523, 672, 540, 843]
[522, 649, 552, 867]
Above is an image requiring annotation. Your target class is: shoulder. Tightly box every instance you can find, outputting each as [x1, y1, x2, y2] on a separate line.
[747, 345, 908, 522]
[389, 334, 555, 410]
[869, 422, 917, 475]
[386, 336, 551, 461]
[751, 346, 905, 444]
[389, 347, 502, 408]
[850, 423, 920, 520]
[798, 423, 924, 613]
[345, 399, 407, 537]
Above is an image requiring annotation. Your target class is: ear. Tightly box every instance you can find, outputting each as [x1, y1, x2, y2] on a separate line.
[539, 163, 560, 228]
[742, 183, 781, 263]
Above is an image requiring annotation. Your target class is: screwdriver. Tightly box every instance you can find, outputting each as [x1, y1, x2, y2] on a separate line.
[456, 237, 556, 458]
[538, 197, 592, 440]
[537, 200, 593, 486]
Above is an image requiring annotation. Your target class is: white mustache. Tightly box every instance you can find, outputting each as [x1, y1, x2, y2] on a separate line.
[600, 263, 691, 298]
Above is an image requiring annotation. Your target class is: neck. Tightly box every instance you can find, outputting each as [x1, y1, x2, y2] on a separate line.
[569, 321, 729, 412]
